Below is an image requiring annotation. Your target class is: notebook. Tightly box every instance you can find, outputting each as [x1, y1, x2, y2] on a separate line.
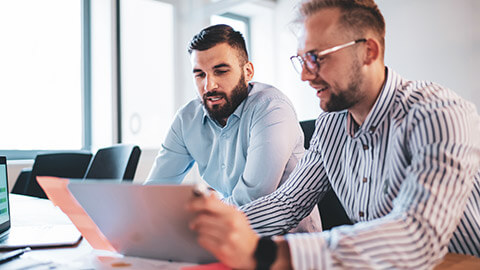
[37, 176, 216, 264]
[0, 156, 82, 249]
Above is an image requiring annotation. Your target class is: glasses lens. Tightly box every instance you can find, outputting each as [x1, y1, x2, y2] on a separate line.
[290, 56, 304, 74]
[305, 53, 318, 73]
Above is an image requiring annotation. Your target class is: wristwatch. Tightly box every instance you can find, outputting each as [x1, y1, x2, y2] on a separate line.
[254, 236, 278, 270]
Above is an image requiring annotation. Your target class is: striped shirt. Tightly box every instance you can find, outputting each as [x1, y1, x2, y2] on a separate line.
[240, 68, 480, 269]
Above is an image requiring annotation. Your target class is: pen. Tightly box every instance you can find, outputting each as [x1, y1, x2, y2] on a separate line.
[0, 247, 31, 264]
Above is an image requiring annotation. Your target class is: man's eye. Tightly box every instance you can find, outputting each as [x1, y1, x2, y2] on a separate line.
[215, 70, 228, 75]
[194, 72, 205, 78]
[306, 53, 324, 63]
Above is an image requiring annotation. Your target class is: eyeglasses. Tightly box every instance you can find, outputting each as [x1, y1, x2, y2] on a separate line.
[290, 38, 367, 75]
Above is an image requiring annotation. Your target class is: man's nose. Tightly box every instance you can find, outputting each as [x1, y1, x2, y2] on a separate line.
[204, 75, 218, 92]
[300, 66, 317, 82]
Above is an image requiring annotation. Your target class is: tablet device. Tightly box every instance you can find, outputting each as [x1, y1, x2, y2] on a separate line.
[43, 179, 216, 264]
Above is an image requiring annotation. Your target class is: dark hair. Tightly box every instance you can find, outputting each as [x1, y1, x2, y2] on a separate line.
[298, 0, 385, 56]
[188, 24, 249, 64]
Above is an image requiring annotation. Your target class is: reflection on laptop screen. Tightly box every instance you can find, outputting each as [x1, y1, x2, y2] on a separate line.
[0, 162, 8, 225]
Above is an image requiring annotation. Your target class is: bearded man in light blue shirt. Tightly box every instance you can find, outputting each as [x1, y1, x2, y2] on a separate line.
[145, 24, 321, 232]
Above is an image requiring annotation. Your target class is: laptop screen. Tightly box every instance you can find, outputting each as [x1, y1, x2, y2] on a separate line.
[0, 156, 11, 236]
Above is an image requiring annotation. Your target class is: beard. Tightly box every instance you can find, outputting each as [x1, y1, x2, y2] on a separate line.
[203, 73, 249, 124]
[322, 57, 363, 112]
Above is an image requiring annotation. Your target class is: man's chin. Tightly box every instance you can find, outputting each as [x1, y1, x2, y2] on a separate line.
[206, 103, 223, 113]
[205, 105, 228, 119]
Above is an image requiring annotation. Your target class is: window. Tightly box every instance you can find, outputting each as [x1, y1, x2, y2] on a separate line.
[119, 0, 175, 148]
[211, 13, 251, 55]
[0, 0, 83, 152]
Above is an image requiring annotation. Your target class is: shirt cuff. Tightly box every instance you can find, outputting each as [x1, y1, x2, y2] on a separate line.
[285, 232, 331, 269]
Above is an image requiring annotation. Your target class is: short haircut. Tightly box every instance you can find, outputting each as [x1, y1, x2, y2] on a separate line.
[187, 24, 249, 64]
[298, 0, 385, 57]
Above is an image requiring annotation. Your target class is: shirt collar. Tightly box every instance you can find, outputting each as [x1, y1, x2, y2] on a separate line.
[346, 67, 401, 137]
[201, 83, 253, 125]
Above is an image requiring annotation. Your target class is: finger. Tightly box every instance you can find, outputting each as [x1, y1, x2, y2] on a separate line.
[185, 192, 213, 213]
[196, 234, 227, 260]
[194, 224, 226, 245]
[190, 213, 230, 236]
[196, 230, 257, 270]
[187, 193, 234, 216]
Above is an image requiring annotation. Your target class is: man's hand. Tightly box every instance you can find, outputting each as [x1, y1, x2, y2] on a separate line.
[187, 192, 259, 269]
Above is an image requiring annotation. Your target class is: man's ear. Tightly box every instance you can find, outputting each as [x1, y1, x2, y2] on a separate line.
[364, 38, 381, 65]
[244, 61, 254, 82]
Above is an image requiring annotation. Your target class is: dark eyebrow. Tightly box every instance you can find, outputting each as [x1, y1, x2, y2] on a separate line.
[213, 63, 231, 69]
[193, 68, 203, 73]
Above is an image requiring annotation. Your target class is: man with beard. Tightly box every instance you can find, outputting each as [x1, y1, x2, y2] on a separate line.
[146, 24, 321, 232]
[187, 1, 480, 269]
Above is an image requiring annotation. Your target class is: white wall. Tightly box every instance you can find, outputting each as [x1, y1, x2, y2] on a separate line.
[377, 0, 480, 110]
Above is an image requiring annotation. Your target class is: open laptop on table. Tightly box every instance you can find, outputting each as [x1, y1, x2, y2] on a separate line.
[0, 156, 82, 250]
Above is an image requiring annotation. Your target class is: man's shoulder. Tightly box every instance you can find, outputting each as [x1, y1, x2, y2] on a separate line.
[394, 80, 477, 117]
[306, 111, 347, 136]
[246, 82, 294, 108]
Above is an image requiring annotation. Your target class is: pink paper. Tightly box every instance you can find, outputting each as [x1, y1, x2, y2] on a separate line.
[37, 176, 116, 252]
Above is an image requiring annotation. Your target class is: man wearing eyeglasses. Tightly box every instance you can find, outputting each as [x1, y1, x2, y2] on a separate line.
[146, 24, 321, 232]
[187, 0, 480, 269]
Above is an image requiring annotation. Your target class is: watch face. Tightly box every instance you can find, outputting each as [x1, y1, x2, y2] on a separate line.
[254, 236, 278, 269]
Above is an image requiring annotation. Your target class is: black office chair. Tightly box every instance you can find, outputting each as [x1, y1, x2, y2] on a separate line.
[83, 144, 141, 181]
[11, 168, 32, 195]
[23, 152, 93, 199]
[299, 119, 352, 230]
[299, 119, 316, 149]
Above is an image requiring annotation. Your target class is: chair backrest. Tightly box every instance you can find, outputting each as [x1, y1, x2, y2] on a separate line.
[25, 152, 93, 198]
[11, 168, 32, 195]
[83, 144, 141, 181]
[299, 119, 353, 230]
[299, 119, 316, 149]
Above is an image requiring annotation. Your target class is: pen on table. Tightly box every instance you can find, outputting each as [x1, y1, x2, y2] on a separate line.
[0, 247, 31, 264]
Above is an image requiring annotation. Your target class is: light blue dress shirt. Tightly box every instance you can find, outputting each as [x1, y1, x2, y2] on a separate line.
[145, 82, 305, 206]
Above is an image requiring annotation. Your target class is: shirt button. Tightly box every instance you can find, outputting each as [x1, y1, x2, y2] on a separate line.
[221, 164, 226, 169]
[369, 126, 376, 133]
[359, 211, 365, 217]
[362, 177, 368, 183]
[363, 145, 369, 150]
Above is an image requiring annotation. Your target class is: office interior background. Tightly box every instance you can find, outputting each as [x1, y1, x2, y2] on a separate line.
[1, 0, 479, 189]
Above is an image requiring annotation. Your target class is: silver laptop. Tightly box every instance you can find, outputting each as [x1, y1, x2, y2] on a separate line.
[66, 181, 216, 264]
[0, 156, 82, 249]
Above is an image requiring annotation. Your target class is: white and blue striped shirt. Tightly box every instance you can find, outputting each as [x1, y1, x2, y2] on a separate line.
[241, 68, 480, 269]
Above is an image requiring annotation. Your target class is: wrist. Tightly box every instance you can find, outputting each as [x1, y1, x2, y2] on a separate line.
[270, 237, 292, 270]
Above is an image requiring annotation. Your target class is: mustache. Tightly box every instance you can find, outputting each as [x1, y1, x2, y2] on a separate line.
[203, 91, 226, 99]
